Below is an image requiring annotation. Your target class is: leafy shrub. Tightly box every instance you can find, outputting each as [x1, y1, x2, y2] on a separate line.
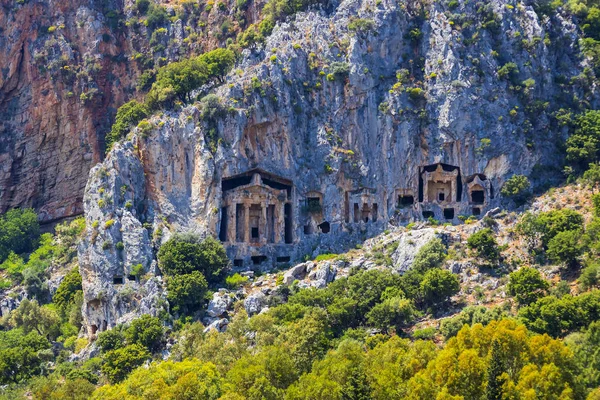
[0, 208, 40, 263]
[158, 234, 228, 282]
[566, 110, 600, 168]
[547, 230, 585, 265]
[101, 344, 151, 383]
[366, 296, 418, 332]
[53, 268, 82, 316]
[412, 238, 447, 273]
[580, 262, 600, 290]
[166, 271, 209, 315]
[467, 228, 500, 263]
[419, 269, 460, 306]
[105, 100, 149, 152]
[518, 290, 600, 337]
[135, 0, 150, 14]
[97, 329, 125, 353]
[348, 18, 375, 33]
[497, 62, 519, 83]
[412, 327, 437, 340]
[124, 315, 163, 352]
[507, 267, 549, 305]
[145, 4, 168, 30]
[225, 273, 249, 289]
[500, 175, 531, 205]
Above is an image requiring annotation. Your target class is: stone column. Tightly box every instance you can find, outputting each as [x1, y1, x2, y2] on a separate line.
[260, 203, 267, 245]
[423, 173, 429, 203]
[274, 203, 282, 243]
[243, 203, 250, 243]
[227, 204, 236, 243]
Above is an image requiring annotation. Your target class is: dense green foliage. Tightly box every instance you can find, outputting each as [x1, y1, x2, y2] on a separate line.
[158, 234, 228, 281]
[166, 270, 209, 314]
[467, 228, 501, 263]
[158, 234, 228, 315]
[507, 266, 549, 305]
[105, 100, 149, 152]
[0, 208, 40, 263]
[500, 174, 531, 205]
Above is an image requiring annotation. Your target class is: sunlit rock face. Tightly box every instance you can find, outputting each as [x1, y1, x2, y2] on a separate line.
[78, 0, 592, 335]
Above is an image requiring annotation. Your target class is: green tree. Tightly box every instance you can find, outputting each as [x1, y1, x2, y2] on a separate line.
[420, 269, 460, 306]
[101, 344, 150, 383]
[547, 230, 585, 266]
[507, 267, 549, 306]
[124, 315, 163, 352]
[97, 329, 125, 353]
[0, 208, 40, 263]
[366, 296, 417, 332]
[486, 340, 506, 400]
[412, 238, 447, 273]
[105, 100, 149, 151]
[500, 175, 531, 205]
[0, 329, 50, 384]
[53, 268, 82, 317]
[158, 235, 228, 282]
[467, 228, 500, 263]
[200, 48, 236, 83]
[566, 110, 600, 168]
[9, 299, 60, 340]
[166, 271, 209, 315]
[584, 163, 600, 192]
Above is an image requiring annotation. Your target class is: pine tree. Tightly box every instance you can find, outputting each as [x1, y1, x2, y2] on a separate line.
[486, 340, 506, 400]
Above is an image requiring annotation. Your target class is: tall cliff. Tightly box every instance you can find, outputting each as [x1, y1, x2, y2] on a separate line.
[0, 0, 264, 223]
[77, 0, 595, 334]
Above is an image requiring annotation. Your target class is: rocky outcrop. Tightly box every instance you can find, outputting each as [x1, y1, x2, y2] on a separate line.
[0, 0, 266, 223]
[78, 0, 595, 333]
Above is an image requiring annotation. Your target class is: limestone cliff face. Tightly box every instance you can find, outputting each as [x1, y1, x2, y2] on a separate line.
[0, 0, 264, 223]
[78, 0, 592, 334]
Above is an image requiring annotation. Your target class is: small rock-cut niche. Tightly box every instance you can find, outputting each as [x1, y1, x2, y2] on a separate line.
[471, 190, 485, 204]
[91, 324, 98, 335]
[306, 196, 322, 213]
[422, 211, 435, 219]
[128, 275, 136, 281]
[362, 203, 371, 223]
[277, 256, 291, 263]
[318, 221, 330, 233]
[113, 276, 124, 285]
[398, 195, 414, 207]
[353, 203, 360, 223]
[251, 255, 267, 265]
[443, 208, 455, 220]
[472, 207, 481, 216]
[234, 259, 244, 267]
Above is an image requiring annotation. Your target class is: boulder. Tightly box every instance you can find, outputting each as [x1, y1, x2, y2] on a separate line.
[244, 292, 267, 316]
[283, 263, 307, 285]
[207, 290, 233, 318]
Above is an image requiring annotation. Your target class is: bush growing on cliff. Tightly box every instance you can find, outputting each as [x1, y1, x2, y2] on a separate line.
[501, 174, 531, 205]
[566, 110, 600, 169]
[105, 100, 149, 152]
[0, 208, 40, 263]
[158, 235, 228, 282]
